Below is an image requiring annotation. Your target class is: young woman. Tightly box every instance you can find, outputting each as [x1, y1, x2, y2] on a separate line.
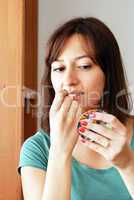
[18, 17, 134, 200]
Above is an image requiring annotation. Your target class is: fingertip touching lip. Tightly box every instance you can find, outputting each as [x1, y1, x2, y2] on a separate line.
[68, 91, 85, 96]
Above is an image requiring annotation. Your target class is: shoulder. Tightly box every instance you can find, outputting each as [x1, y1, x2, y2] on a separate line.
[26, 129, 50, 146]
[21, 129, 50, 154]
[18, 129, 50, 174]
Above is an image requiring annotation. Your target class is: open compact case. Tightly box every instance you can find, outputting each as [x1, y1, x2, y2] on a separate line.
[77, 109, 112, 141]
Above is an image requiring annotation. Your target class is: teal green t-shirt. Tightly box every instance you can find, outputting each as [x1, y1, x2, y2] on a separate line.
[18, 129, 134, 200]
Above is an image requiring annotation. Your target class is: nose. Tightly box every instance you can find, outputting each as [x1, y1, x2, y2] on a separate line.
[63, 68, 79, 86]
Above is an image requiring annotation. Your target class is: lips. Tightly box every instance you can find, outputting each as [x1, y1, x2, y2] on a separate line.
[68, 91, 84, 96]
[67, 91, 84, 101]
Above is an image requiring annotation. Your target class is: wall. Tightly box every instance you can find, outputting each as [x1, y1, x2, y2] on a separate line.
[38, 0, 134, 127]
[0, 0, 24, 199]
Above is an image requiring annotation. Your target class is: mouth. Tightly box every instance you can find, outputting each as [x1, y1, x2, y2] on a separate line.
[68, 91, 85, 96]
[68, 91, 84, 101]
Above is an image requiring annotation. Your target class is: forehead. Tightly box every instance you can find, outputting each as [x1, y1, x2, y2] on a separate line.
[57, 34, 95, 61]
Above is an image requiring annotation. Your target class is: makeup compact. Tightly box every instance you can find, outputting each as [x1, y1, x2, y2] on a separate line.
[78, 109, 112, 141]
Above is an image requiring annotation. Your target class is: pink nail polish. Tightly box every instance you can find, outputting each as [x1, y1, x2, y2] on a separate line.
[78, 127, 86, 133]
[80, 120, 88, 126]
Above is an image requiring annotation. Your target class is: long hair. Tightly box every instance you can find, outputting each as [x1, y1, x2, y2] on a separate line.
[40, 17, 133, 134]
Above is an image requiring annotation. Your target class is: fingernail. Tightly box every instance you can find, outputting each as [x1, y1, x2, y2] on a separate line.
[80, 120, 88, 126]
[80, 138, 86, 143]
[88, 112, 96, 119]
[90, 112, 96, 117]
[63, 89, 68, 95]
[78, 127, 86, 133]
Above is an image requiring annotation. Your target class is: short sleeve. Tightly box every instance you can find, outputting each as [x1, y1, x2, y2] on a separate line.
[18, 130, 50, 175]
[131, 130, 134, 150]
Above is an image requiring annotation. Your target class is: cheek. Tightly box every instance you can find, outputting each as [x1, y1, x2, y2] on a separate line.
[90, 78, 105, 93]
[80, 73, 105, 109]
[51, 74, 62, 92]
[84, 71, 105, 95]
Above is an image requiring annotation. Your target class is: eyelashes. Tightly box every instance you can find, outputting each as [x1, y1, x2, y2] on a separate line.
[79, 65, 92, 69]
[52, 67, 65, 72]
[52, 65, 92, 72]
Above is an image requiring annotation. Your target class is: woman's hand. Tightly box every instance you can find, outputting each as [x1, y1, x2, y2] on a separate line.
[49, 89, 82, 157]
[79, 111, 134, 169]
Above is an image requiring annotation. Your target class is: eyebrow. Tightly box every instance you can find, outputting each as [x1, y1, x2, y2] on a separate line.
[56, 55, 92, 62]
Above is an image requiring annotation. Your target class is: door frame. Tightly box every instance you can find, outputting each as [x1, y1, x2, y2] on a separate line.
[0, 0, 38, 199]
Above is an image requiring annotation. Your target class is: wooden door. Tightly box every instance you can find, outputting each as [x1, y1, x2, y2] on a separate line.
[0, 0, 38, 199]
[23, 0, 38, 140]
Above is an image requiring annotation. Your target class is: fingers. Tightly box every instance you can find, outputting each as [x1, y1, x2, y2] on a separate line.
[76, 104, 82, 118]
[60, 97, 81, 123]
[75, 105, 82, 133]
[80, 129, 110, 148]
[86, 123, 114, 140]
[60, 96, 74, 115]
[94, 112, 126, 135]
[66, 100, 81, 124]
[50, 89, 68, 112]
[50, 89, 82, 126]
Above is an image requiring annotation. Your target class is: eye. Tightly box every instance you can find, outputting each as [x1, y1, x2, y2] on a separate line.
[52, 67, 65, 72]
[79, 64, 92, 69]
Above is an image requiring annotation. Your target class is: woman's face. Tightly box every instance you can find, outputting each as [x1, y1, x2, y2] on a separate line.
[51, 34, 105, 112]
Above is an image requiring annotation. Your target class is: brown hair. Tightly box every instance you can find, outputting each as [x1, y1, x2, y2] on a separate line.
[40, 17, 133, 134]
